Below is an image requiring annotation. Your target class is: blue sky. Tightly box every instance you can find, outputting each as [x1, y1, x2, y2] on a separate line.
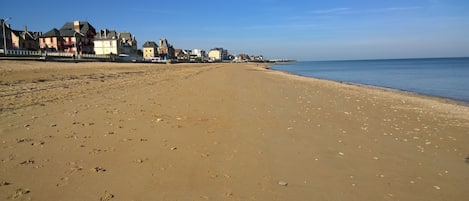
[2, 0, 469, 60]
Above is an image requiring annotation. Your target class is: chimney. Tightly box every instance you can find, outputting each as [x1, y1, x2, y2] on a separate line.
[73, 21, 80, 33]
[24, 25, 28, 33]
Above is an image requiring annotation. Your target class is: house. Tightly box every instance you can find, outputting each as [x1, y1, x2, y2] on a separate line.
[142, 41, 158, 60]
[39, 28, 63, 52]
[94, 29, 118, 55]
[157, 38, 175, 60]
[94, 29, 138, 55]
[1, 18, 13, 53]
[190, 49, 206, 62]
[40, 20, 96, 54]
[118, 32, 137, 55]
[174, 49, 189, 62]
[233, 53, 249, 62]
[208, 47, 228, 62]
[250, 55, 264, 61]
[11, 26, 41, 51]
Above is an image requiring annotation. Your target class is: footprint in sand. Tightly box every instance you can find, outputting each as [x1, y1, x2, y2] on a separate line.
[8, 188, 31, 200]
[56, 177, 69, 187]
[91, 166, 107, 173]
[65, 162, 84, 174]
[31, 141, 45, 146]
[19, 160, 35, 165]
[16, 138, 34, 143]
[99, 190, 114, 201]
[1, 181, 11, 186]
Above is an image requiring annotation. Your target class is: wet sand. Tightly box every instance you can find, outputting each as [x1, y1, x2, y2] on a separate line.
[1, 60, 468, 201]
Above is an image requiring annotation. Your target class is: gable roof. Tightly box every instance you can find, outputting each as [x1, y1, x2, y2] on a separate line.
[42, 28, 61, 37]
[60, 21, 96, 37]
[159, 38, 171, 48]
[143, 41, 158, 48]
[12, 29, 39, 40]
[95, 29, 118, 40]
[119, 32, 132, 40]
[40, 21, 97, 38]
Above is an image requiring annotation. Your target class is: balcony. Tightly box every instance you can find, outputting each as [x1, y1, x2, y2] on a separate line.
[63, 41, 75, 46]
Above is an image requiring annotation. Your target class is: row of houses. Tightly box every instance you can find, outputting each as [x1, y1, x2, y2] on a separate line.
[1, 19, 41, 51]
[1, 18, 264, 62]
[141, 42, 232, 62]
[1, 19, 136, 56]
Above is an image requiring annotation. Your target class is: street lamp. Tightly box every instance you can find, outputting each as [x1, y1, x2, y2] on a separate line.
[2, 17, 12, 56]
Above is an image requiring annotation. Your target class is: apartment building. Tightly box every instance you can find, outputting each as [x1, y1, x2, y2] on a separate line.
[40, 21, 96, 54]
[94, 29, 137, 55]
[142, 41, 158, 60]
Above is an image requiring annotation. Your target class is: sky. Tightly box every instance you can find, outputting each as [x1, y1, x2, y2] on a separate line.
[2, 0, 469, 60]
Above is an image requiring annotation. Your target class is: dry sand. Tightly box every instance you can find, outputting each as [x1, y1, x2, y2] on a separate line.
[0, 60, 468, 201]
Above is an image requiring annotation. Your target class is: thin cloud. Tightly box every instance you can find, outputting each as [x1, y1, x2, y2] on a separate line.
[311, 8, 351, 14]
[244, 23, 318, 30]
[368, 6, 422, 13]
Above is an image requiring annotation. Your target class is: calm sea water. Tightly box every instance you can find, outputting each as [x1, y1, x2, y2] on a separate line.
[271, 57, 469, 103]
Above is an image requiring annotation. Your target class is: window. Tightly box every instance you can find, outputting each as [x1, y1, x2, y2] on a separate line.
[50, 38, 53, 43]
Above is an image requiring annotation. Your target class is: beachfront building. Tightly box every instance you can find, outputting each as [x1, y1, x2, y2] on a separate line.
[233, 53, 250, 62]
[142, 41, 158, 60]
[94, 29, 138, 55]
[0, 18, 13, 53]
[190, 49, 206, 62]
[94, 29, 118, 55]
[208, 47, 228, 62]
[39, 28, 64, 52]
[175, 49, 190, 62]
[157, 38, 175, 60]
[250, 55, 264, 61]
[40, 21, 96, 54]
[10, 26, 41, 51]
[118, 32, 137, 55]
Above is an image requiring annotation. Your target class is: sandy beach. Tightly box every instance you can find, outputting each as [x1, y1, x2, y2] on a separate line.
[1, 60, 468, 201]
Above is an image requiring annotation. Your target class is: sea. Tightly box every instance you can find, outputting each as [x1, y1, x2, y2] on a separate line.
[271, 57, 469, 103]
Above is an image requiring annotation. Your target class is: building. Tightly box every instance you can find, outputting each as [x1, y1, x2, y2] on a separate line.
[208, 47, 228, 62]
[190, 49, 206, 62]
[40, 20, 96, 54]
[11, 26, 41, 51]
[157, 38, 174, 60]
[118, 32, 137, 55]
[94, 29, 138, 55]
[250, 55, 264, 61]
[94, 29, 118, 55]
[142, 41, 158, 60]
[1, 18, 13, 53]
[39, 28, 63, 52]
[174, 49, 189, 62]
[233, 53, 250, 62]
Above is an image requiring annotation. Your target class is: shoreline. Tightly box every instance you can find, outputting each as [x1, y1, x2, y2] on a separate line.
[267, 64, 469, 107]
[264, 63, 469, 123]
[269, 58, 469, 105]
[1, 61, 469, 200]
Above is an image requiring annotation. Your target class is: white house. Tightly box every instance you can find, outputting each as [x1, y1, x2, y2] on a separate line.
[208, 47, 228, 62]
[94, 29, 137, 55]
[190, 49, 206, 61]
